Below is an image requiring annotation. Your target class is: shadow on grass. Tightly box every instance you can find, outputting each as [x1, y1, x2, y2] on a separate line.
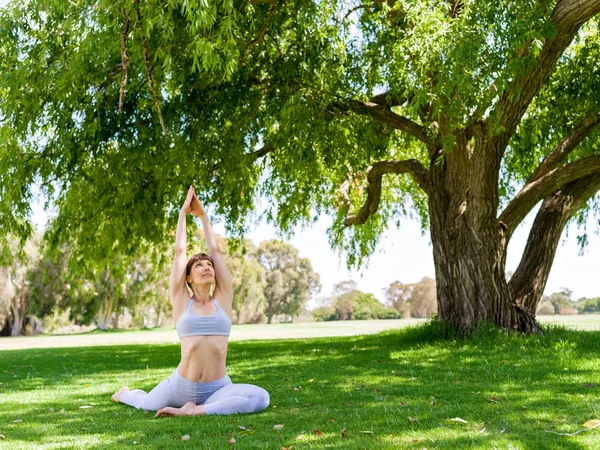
[1, 323, 600, 449]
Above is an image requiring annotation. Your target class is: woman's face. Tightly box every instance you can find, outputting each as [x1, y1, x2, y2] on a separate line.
[187, 259, 215, 286]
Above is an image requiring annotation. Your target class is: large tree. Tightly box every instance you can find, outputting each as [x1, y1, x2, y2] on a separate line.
[257, 240, 321, 323]
[1, 0, 600, 333]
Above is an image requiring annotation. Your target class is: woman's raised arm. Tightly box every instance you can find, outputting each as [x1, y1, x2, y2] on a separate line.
[169, 186, 194, 318]
[190, 191, 234, 316]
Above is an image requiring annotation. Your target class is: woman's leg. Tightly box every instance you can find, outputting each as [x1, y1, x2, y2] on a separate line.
[118, 377, 189, 411]
[202, 383, 270, 415]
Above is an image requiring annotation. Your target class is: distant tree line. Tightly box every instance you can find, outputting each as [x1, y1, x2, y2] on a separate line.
[312, 277, 437, 321]
[0, 232, 320, 336]
[536, 289, 600, 315]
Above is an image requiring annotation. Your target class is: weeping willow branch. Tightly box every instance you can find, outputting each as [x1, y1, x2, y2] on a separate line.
[135, 0, 167, 135]
[119, 12, 131, 113]
[527, 114, 600, 183]
[340, 159, 431, 226]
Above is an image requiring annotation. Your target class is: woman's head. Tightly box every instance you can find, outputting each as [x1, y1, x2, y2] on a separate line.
[186, 253, 215, 290]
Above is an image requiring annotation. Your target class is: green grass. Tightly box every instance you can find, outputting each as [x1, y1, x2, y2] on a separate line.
[1, 323, 600, 449]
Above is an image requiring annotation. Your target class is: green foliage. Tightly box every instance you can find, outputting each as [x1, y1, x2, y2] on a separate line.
[316, 281, 399, 321]
[257, 239, 321, 323]
[1, 0, 600, 272]
[578, 297, 600, 313]
[312, 305, 336, 322]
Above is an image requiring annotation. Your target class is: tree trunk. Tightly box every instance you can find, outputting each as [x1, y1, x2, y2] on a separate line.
[428, 134, 541, 334]
[95, 297, 114, 330]
[429, 167, 600, 334]
[10, 298, 25, 337]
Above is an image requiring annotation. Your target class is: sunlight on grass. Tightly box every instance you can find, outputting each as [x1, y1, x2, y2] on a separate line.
[2, 324, 600, 448]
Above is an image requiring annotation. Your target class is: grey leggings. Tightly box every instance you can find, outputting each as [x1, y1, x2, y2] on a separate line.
[119, 370, 270, 414]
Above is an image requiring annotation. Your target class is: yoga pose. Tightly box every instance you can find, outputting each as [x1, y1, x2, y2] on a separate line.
[112, 186, 270, 417]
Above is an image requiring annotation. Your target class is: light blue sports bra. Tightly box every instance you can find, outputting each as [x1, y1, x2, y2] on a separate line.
[176, 298, 232, 338]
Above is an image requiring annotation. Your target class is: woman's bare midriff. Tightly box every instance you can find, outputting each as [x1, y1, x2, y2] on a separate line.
[177, 335, 229, 382]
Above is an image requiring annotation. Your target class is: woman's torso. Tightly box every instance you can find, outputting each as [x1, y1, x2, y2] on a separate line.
[174, 298, 232, 382]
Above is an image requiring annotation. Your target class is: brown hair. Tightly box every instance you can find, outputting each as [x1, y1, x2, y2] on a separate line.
[185, 253, 214, 290]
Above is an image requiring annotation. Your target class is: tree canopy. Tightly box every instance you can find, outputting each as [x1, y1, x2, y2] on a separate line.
[1, 0, 600, 332]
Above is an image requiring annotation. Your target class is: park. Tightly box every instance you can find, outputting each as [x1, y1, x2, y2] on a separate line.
[2, 0, 600, 448]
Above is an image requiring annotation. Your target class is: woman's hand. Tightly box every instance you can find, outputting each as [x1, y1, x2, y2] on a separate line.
[180, 185, 195, 215]
[180, 185, 206, 217]
[189, 190, 206, 217]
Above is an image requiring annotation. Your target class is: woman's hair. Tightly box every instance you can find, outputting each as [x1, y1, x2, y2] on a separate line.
[185, 253, 214, 290]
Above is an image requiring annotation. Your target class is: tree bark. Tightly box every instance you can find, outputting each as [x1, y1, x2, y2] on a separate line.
[509, 174, 600, 313]
[429, 186, 522, 333]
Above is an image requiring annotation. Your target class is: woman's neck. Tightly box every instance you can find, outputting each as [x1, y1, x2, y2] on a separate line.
[191, 285, 212, 304]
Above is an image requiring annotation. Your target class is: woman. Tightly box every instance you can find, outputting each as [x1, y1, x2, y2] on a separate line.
[111, 186, 270, 417]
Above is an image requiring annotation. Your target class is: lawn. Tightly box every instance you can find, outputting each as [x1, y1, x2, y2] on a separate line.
[1, 323, 600, 449]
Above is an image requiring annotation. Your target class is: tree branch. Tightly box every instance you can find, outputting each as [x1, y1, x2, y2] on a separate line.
[489, 0, 600, 152]
[368, 90, 413, 109]
[509, 173, 600, 312]
[245, 1, 283, 55]
[499, 155, 600, 235]
[212, 144, 275, 172]
[135, 0, 167, 135]
[527, 114, 600, 183]
[340, 159, 431, 226]
[328, 99, 437, 150]
[119, 12, 131, 113]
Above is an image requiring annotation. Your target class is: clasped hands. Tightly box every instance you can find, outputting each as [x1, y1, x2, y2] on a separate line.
[181, 185, 206, 218]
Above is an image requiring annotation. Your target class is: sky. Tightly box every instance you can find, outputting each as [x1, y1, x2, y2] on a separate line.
[5, 0, 600, 303]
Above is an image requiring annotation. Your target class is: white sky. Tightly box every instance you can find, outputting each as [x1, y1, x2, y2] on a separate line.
[6, 0, 600, 302]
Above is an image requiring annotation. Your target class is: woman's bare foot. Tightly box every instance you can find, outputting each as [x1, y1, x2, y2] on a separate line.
[155, 402, 205, 417]
[111, 386, 129, 403]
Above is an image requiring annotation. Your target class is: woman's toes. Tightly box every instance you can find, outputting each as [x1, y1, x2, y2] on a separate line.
[111, 386, 129, 403]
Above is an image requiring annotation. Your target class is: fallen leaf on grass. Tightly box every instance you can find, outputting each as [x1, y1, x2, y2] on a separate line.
[340, 427, 347, 438]
[229, 437, 236, 444]
[407, 416, 418, 422]
[238, 426, 246, 430]
[280, 446, 295, 450]
[584, 420, 600, 429]
[273, 424, 284, 430]
[238, 426, 256, 437]
[488, 396, 499, 403]
[307, 379, 314, 383]
[49, 408, 55, 413]
[13, 420, 22, 423]
[545, 420, 600, 437]
[0, 434, 5, 440]
[290, 408, 300, 414]
[313, 429, 323, 436]
[79, 406, 93, 409]
[181, 435, 190, 441]
[449, 417, 468, 423]
[293, 387, 300, 391]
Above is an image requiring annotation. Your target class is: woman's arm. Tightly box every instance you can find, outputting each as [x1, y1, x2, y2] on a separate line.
[190, 192, 234, 316]
[169, 186, 194, 319]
